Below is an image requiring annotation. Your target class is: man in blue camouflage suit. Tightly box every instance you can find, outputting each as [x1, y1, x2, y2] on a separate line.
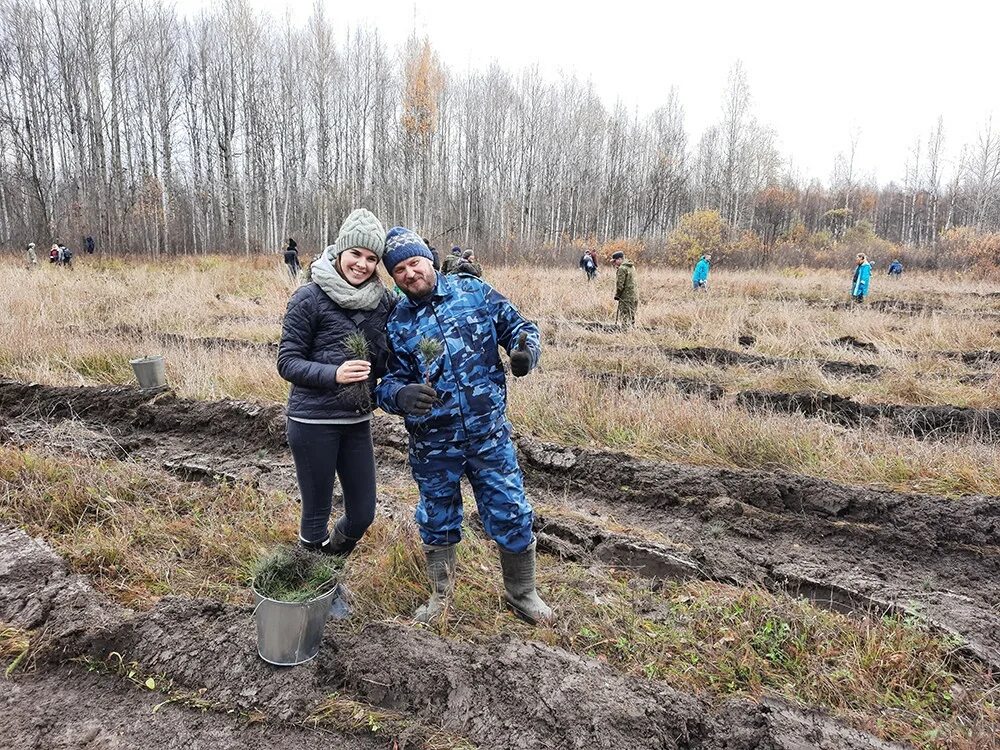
[376, 227, 553, 625]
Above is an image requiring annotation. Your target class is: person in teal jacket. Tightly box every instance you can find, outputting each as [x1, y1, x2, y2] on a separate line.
[692, 254, 711, 291]
[852, 253, 872, 303]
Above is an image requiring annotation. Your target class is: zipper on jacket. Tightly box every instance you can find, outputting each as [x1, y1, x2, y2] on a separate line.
[431, 301, 470, 441]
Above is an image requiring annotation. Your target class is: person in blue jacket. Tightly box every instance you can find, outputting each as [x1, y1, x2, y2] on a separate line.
[852, 253, 872, 303]
[887, 259, 903, 278]
[692, 253, 711, 291]
[376, 227, 553, 626]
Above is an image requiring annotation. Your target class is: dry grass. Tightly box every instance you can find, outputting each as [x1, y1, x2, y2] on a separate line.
[1, 442, 996, 748]
[509, 371, 1000, 496]
[1, 257, 998, 495]
[1, 624, 31, 677]
[0, 443, 296, 604]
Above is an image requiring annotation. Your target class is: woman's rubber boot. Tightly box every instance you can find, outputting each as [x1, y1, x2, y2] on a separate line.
[299, 525, 358, 557]
[499, 538, 553, 625]
[414, 543, 457, 624]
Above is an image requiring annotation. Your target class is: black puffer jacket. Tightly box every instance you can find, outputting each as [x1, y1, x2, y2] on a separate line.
[277, 283, 395, 420]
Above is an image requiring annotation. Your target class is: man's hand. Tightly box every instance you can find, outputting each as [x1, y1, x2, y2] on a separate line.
[509, 332, 531, 377]
[397, 384, 437, 416]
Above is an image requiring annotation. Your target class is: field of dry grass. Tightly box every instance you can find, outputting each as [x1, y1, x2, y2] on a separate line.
[0, 255, 996, 496]
[2, 254, 999, 748]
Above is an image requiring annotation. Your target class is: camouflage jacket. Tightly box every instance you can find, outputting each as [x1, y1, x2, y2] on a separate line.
[376, 273, 540, 444]
[615, 260, 638, 304]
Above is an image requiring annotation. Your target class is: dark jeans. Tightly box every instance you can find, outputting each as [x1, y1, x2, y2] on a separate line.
[287, 419, 377, 545]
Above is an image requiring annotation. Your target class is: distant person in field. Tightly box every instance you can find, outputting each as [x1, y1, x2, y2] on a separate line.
[852, 253, 872, 303]
[579, 250, 597, 281]
[887, 259, 903, 278]
[49, 243, 59, 264]
[612, 251, 638, 328]
[376, 228, 552, 626]
[456, 248, 482, 277]
[692, 253, 711, 291]
[277, 209, 395, 561]
[84, 235, 95, 255]
[423, 237, 442, 271]
[58, 244, 73, 269]
[441, 245, 462, 274]
[25, 243, 37, 268]
[283, 237, 301, 280]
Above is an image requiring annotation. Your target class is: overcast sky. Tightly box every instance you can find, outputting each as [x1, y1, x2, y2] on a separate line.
[185, 0, 999, 186]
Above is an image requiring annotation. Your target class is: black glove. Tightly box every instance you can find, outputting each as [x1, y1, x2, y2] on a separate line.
[396, 384, 437, 416]
[509, 350, 531, 377]
[510, 331, 532, 377]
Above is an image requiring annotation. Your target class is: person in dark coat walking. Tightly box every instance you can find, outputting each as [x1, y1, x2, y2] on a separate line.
[579, 250, 597, 281]
[441, 246, 462, 274]
[84, 236, 95, 255]
[283, 238, 301, 280]
[277, 210, 394, 558]
[456, 249, 482, 277]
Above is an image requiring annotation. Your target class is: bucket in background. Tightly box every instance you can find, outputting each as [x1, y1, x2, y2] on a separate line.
[130, 355, 167, 390]
[252, 580, 340, 666]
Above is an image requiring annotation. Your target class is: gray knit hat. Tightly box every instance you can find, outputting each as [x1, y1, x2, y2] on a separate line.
[332, 208, 386, 258]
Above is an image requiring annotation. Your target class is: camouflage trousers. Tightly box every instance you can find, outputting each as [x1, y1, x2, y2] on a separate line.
[617, 299, 637, 328]
[408, 421, 534, 554]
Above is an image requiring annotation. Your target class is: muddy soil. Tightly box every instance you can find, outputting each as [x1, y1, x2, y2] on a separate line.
[736, 389, 1000, 439]
[583, 371, 725, 400]
[516, 435, 1000, 670]
[944, 349, 1000, 367]
[659, 346, 884, 378]
[0, 528, 901, 750]
[0, 379, 291, 490]
[1, 379, 997, 673]
[1, 669, 379, 750]
[830, 336, 879, 354]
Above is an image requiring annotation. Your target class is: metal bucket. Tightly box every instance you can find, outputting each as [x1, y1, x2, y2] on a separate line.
[130, 355, 167, 390]
[252, 580, 340, 666]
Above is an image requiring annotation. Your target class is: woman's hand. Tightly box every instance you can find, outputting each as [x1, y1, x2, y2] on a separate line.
[336, 359, 372, 384]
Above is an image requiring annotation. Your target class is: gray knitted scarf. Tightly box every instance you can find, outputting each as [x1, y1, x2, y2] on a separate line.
[311, 246, 385, 311]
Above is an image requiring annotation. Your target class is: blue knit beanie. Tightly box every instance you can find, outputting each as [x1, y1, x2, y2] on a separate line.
[383, 227, 435, 272]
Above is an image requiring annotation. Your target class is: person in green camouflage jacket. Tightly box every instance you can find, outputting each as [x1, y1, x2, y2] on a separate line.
[611, 251, 638, 328]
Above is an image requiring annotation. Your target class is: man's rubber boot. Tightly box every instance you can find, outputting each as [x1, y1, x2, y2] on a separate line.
[499, 538, 554, 625]
[414, 543, 457, 624]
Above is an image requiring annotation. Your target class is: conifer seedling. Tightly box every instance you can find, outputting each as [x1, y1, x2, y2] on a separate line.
[417, 337, 445, 384]
[344, 331, 372, 411]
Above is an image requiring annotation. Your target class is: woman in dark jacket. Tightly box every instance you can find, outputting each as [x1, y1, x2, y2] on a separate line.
[277, 208, 394, 556]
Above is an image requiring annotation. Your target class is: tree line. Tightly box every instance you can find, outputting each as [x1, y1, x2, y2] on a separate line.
[1, 0, 998, 263]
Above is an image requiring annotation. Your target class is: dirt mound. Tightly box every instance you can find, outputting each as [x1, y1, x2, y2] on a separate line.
[945, 349, 1000, 367]
[0, 379, 287, 455]
[830, 336, 878, 354]
[0, 527, 899, 750]
[583, 371, 725, 400]
[660, 346, 883, 378]
[1, 669, 378, 750]
[100, 324, 280, 355]
[736, 389, 1000, 439]
[869, 299, 941, 315]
